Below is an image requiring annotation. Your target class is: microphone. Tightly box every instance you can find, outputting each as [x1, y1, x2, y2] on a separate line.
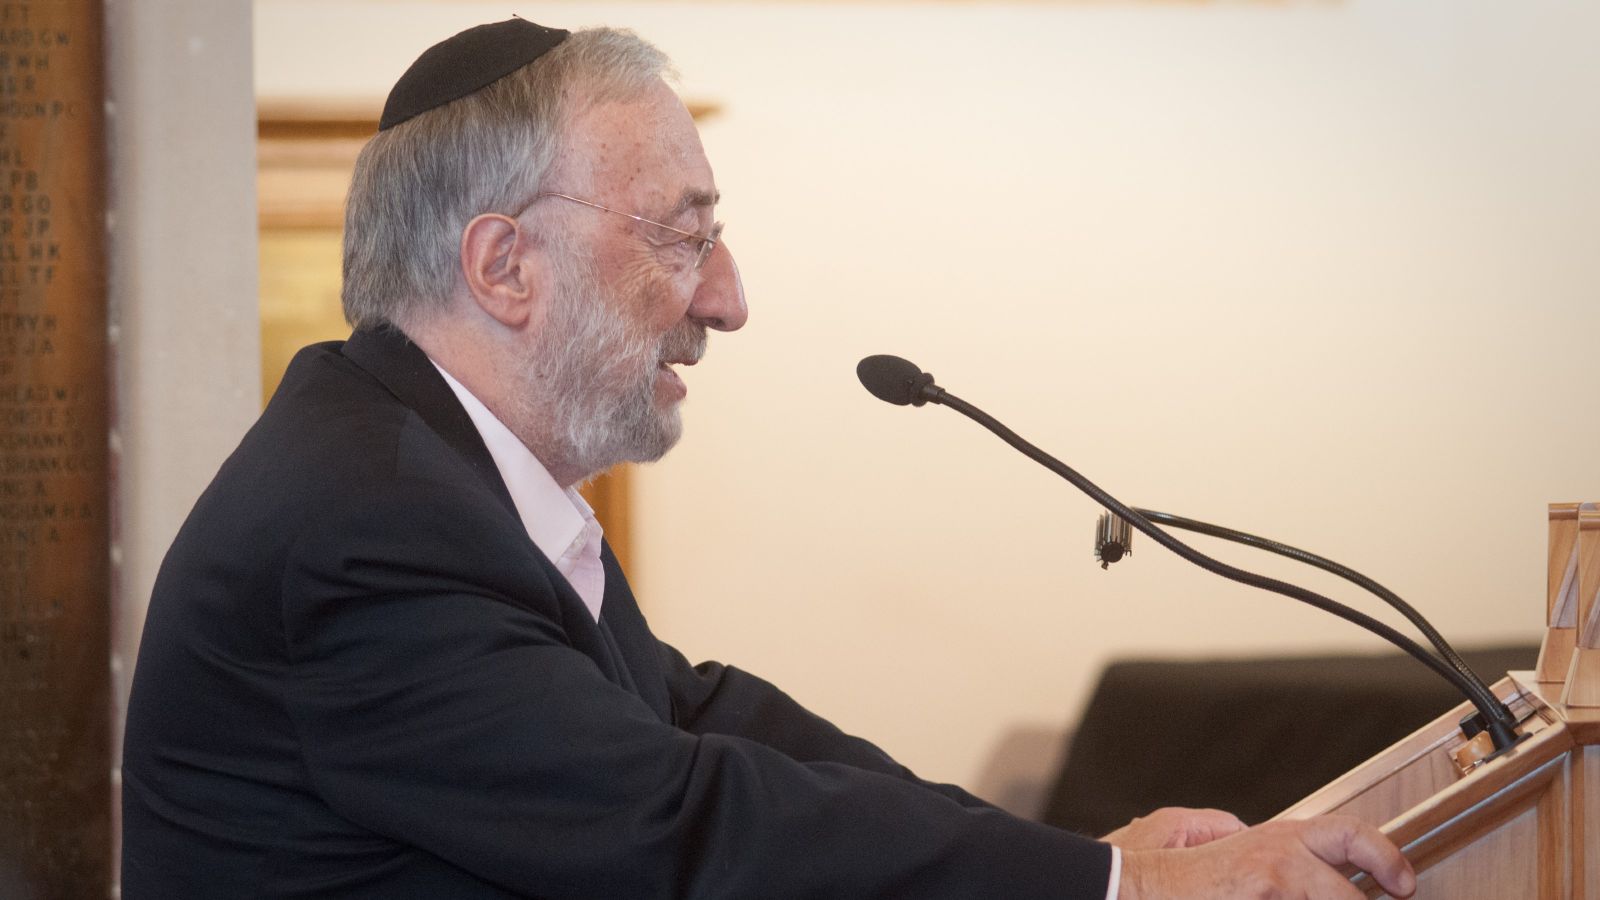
[856, 354, 1523, 753]
[1094, 511, 1132, 569]
[857, 354, 942, 407]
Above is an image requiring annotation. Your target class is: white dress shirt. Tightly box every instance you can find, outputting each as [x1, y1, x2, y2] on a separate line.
[431, 361, 607, 621]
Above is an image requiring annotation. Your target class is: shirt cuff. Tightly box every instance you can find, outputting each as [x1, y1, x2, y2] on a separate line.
[1105, 844, 1122, 900]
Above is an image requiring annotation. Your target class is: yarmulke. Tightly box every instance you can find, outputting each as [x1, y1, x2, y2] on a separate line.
[379, 18, 571, 131]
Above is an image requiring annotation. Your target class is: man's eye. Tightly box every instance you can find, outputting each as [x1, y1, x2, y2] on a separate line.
[649, 239, 697, 272]
[644, 224, 693, 247]
[655, 234, 697, 255]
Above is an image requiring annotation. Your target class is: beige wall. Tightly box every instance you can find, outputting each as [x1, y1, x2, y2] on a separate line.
[256, 0, 1600, 794]
[109, 0, 261, 883]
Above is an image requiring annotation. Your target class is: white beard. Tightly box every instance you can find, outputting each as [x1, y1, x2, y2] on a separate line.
[517, 249, 706, 481]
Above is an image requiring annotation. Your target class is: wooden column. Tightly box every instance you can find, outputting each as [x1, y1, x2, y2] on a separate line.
[1563, 504, 1600, 707]
[0, 0, 109, 896]
[1537, 502, 1580, 685]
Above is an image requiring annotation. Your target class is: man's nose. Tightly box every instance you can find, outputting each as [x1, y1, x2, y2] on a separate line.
[687, 240, 748, 332]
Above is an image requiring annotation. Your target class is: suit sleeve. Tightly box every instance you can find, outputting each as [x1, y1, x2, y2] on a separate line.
[280, 475, 1111, 900]
[658, 643, 996, 810]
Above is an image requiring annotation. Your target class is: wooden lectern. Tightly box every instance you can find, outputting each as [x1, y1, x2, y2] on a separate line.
[1277, 503, 1600, 898]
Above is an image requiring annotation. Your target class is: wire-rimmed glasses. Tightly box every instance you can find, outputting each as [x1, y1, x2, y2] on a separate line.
[534, 192, 723, 270]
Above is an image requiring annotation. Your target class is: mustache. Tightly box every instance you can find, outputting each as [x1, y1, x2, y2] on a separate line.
[657, 321, 707, 365]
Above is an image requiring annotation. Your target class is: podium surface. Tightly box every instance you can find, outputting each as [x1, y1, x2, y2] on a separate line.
[1277, 674, 1600, 899]
[1274, 501, 1600, 897]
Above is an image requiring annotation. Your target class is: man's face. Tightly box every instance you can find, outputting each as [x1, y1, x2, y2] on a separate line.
[521, 241, 706, 478]
[520, 79, 746, 479]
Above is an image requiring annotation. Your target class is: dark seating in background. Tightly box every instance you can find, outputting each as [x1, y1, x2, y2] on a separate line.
[1039, 644, 1539, 835]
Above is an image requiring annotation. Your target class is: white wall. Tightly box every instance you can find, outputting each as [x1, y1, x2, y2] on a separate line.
[107, 0, 261, 883]
[257, 0, 1600, 794]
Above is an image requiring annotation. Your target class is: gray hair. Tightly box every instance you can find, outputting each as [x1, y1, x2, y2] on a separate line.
[341, 28, 673, 331]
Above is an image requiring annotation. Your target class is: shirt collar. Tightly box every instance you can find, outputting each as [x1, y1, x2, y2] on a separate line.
[427, 359, 595, 566]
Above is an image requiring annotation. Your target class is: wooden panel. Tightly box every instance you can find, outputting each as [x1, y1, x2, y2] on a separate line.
[1361, 743, 1567, 898]
[1536, 763, 1572, 900]
[1564, 505, 1600, 706]
[1281, 672, 1600, 899]
[1518, 672, 1600, 752]
[1582, 746, 1600, 900]
[1280, 498, 1600, 899]
[1279, 678, 1542, 824]
[1579, 506, 1600, 648]
[579, 469, 633, 576]
[0, 1, 111, 895]
[1377, 804, 1540, 899]
[1540, 502, 1581, 683]
[259, 230, 346, 400]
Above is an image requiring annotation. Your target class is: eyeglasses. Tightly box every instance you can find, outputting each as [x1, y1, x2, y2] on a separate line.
[534, 192, 724, 271]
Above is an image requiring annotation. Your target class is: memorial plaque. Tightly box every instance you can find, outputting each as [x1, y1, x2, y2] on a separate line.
[0, 0, 110, 896]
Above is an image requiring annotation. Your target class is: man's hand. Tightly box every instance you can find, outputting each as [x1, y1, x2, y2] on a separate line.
[1102, 807, 1246, 850]
[1117, 815, 1416, 899]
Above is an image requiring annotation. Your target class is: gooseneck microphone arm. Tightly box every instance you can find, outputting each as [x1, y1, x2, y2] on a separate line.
[1126, 508, 1492, 703]
[856, 354, 1521, 752]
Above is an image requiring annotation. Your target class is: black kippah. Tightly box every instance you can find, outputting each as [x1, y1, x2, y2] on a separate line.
[379, 18, 571, 131]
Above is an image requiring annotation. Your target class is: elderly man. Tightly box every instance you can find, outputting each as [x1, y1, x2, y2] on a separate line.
[121, 20, 1414, 899]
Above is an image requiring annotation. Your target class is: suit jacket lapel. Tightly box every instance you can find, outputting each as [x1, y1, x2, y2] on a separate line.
[341, 326, 520, 522]
[597, 541, 672, 722]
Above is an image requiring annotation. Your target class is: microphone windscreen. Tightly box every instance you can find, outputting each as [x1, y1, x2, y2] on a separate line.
[857, 355, 925, 406]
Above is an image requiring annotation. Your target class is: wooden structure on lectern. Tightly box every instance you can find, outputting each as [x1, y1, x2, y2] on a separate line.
[1278, 502, 1600, 898]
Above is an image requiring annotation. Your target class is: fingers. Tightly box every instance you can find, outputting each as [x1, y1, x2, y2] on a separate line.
[1118, 815, 1414, 900]
[1101, 806, 1246, 850]
[1177, 808, 1246, 847]
[1298, 816, 1416, 899]
[1297, 864, 1373, 900]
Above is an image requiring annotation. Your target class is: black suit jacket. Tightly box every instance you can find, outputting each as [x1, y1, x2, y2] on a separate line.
[121, 327, 1110, 898]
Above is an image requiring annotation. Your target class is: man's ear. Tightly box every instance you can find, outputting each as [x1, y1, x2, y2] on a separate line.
[459, 212, 546, 329]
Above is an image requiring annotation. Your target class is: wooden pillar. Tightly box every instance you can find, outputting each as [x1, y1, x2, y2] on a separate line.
[0, 0, 109, 896]
[1562, 504, 1600, 707]
[1537, 502, 1580, 685]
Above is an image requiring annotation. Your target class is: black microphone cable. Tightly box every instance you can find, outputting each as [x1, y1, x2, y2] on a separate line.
[1110, 508, 1508, 739]
[857, 354, 1522, 752]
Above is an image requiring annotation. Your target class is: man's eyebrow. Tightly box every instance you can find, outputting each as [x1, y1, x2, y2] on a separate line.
[666, 188, 720, 219]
